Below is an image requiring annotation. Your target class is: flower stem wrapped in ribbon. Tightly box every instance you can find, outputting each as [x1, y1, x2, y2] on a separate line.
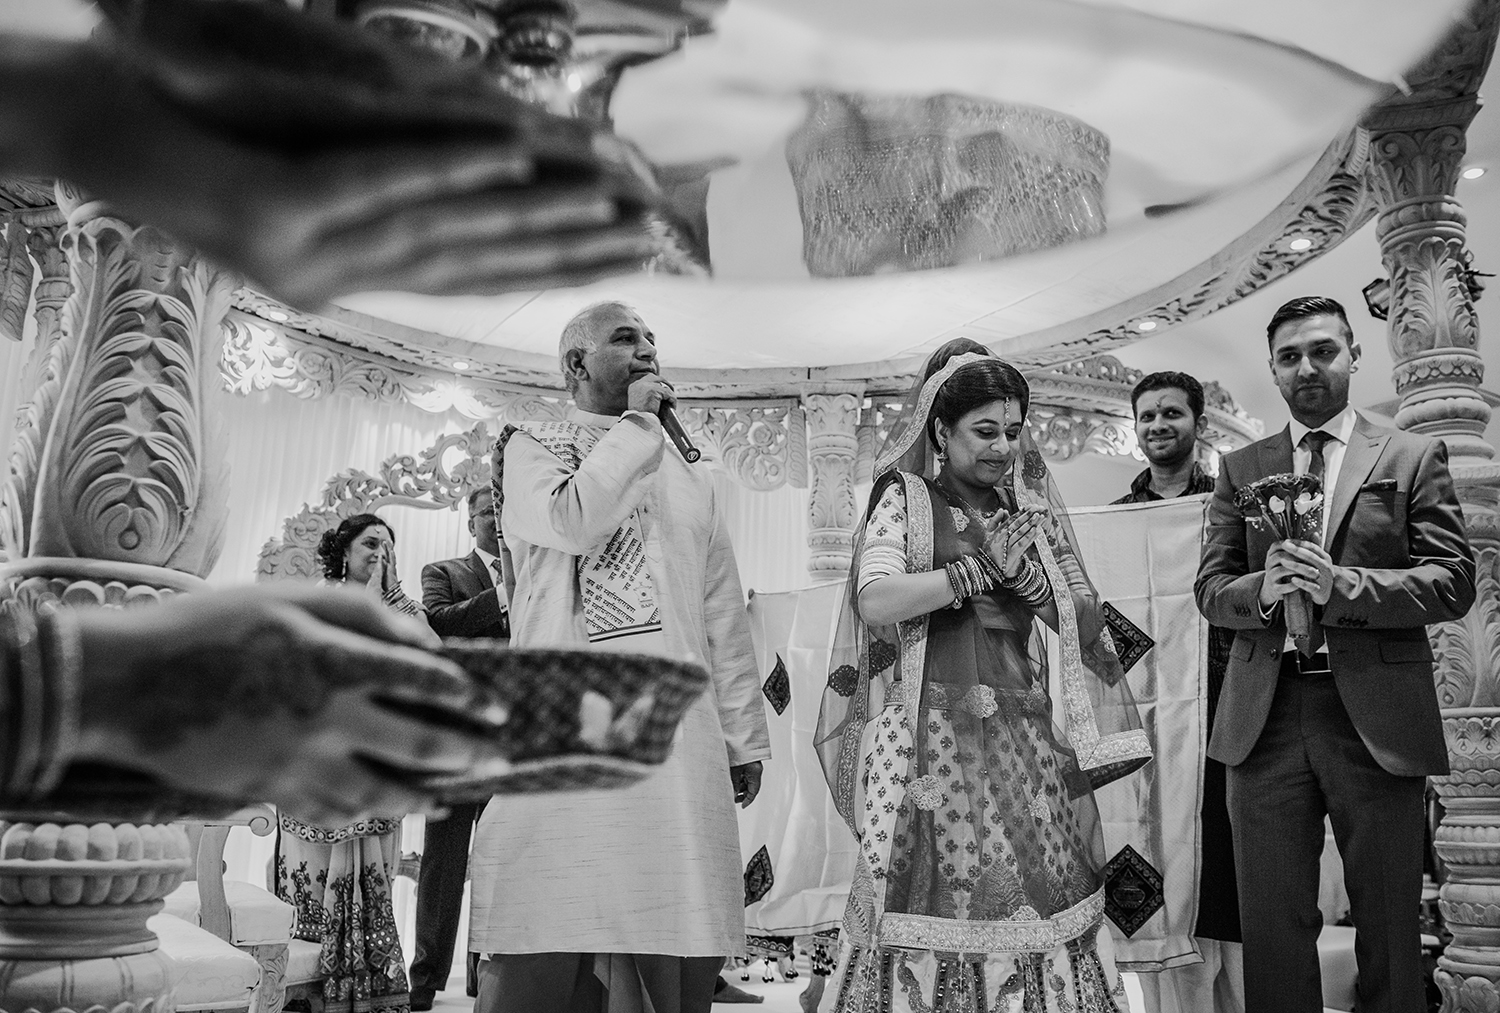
[1235, 472, 1325, 657]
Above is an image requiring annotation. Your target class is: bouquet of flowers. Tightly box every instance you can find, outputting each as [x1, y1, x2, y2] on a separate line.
[1236, 472, 1325, 656]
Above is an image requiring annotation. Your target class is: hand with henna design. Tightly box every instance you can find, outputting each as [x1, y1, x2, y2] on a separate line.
[981, 505, 1047, 577]
[71, 584, 505, 824]
[0, 0, 663, 309]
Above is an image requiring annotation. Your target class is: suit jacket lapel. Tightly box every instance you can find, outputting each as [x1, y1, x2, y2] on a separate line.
[1324, 415, 1388, 549]
[1258, 426, 1294, 479]
[467, 550, 495, 591]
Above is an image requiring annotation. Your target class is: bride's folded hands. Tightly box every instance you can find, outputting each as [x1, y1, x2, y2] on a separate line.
[981, 506, 1047, 577]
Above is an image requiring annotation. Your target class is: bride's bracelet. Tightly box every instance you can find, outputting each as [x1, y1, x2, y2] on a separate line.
[944, 555, 995, 608]
[973, 549, 1007, 585]
[1, 608, 82, 802]
[1001, 558, 1053, 609]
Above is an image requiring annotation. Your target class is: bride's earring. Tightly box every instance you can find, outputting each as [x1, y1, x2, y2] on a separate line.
[936, 442, 948, 463]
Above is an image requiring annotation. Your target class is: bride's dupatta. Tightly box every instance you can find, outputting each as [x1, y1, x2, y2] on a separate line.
[814, 352, 1150, 973]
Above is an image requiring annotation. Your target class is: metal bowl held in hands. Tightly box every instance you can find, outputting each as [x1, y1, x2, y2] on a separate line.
[434, 641, 709, 796]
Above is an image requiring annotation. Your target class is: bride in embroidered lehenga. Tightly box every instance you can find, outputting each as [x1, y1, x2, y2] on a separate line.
[815, 341, 1152, 1013]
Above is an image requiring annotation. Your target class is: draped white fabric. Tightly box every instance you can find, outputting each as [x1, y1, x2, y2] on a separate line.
[1065, 496, 1211, 972]
[741, 581, 860, 936]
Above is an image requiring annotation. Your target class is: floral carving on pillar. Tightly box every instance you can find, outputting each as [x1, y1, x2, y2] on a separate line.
[803, 391, 863, 579]
[6, 190, 236, 578]
[1361, 3, 1500, 1008]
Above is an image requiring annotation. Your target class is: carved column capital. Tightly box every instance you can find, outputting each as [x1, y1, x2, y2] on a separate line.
[1364, 86, 1493, 469]
[802, 390, 864, 579]
[3, 203, 237, 578]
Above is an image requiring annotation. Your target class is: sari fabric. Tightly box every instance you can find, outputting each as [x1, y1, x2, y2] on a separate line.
[275, 579, 414, 1013]
[276, 815, 409, 1013]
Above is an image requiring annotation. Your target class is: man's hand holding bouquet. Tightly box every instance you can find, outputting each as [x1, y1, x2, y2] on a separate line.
[1237, 473, 1326, 657]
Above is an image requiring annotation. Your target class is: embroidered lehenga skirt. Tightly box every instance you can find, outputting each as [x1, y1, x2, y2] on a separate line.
[822, 615, 1128, 1013]
[276, 814, 411, 1013]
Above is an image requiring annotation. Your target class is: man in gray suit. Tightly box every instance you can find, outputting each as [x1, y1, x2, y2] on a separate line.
[408, 485, 511, 1010]
[1196, 295, 1475, 1013]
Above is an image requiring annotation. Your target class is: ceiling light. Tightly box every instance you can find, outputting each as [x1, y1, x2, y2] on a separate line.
[452, 360, 470, 370]
[1287, 237, 1313, 251]
[1135, 320, 1157, 332]
[1463, 166, 1487, 180]
[265, 309, 289, 322]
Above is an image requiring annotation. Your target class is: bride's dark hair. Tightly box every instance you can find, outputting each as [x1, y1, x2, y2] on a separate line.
[923, 338, 1030, 446]
[316, 513, 393, 581]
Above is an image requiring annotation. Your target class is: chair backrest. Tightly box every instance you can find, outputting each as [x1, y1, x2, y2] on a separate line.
[175, 805, 276, 943]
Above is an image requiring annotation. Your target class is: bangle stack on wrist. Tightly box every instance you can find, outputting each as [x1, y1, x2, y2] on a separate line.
[1, 609, 82, 802]
[1001, 558, 1053, 609]
[944, 555, 996, 608]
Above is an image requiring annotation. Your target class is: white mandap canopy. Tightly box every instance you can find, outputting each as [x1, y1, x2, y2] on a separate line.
[319, 0, 1473, 378]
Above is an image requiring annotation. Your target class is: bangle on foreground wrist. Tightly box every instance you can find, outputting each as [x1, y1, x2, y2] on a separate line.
[1, 608, 82, 801]
[944, 556, 997, 609]
[1001, 558, 1053, 609]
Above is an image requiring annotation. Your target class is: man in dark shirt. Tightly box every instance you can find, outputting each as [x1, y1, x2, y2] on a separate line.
[1113, 370, 1216, 505]
[1117, 371, 1242, 1013]
[409, 485, 511, 1010]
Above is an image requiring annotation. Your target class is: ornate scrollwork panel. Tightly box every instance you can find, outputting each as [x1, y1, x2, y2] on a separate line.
[257, 423, 499, 581]
[1026, 408, 1136, 462]
[678, 405, 796, 492]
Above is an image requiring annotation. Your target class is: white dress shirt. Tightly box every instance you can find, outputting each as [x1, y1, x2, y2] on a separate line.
[473, 545, 508, 607]
[1275, 404, 1359, 651]
[1288, 404, 1359, 548]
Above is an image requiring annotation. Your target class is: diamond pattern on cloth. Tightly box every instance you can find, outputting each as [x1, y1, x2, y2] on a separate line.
[1102, 844, 1164, 938]
[1100, 602, 1154, 674]
[514, 421, 662, 644]
[745, 845, 775, 906]
[763, 654, 791, 716]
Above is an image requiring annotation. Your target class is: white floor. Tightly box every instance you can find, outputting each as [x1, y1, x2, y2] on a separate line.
[423, 957, 1148, 1013]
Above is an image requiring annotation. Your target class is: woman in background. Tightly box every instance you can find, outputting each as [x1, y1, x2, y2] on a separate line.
[276, 514, 422, 1013]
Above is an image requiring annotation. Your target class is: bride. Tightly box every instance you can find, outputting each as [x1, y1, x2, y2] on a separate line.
[815, 339, 1151, 1012]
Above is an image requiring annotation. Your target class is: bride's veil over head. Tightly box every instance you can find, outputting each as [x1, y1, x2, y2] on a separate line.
[815, 339, 1150, 832]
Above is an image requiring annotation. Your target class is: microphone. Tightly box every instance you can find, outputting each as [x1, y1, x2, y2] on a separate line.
[659, 403, 702, 463]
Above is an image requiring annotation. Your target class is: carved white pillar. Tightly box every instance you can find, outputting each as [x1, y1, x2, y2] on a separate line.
[802, 389, 864, 579]
[0, 182, 236, 1013]
[1363, 4, 1500, 1008]
[1, 223, 73, 561]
